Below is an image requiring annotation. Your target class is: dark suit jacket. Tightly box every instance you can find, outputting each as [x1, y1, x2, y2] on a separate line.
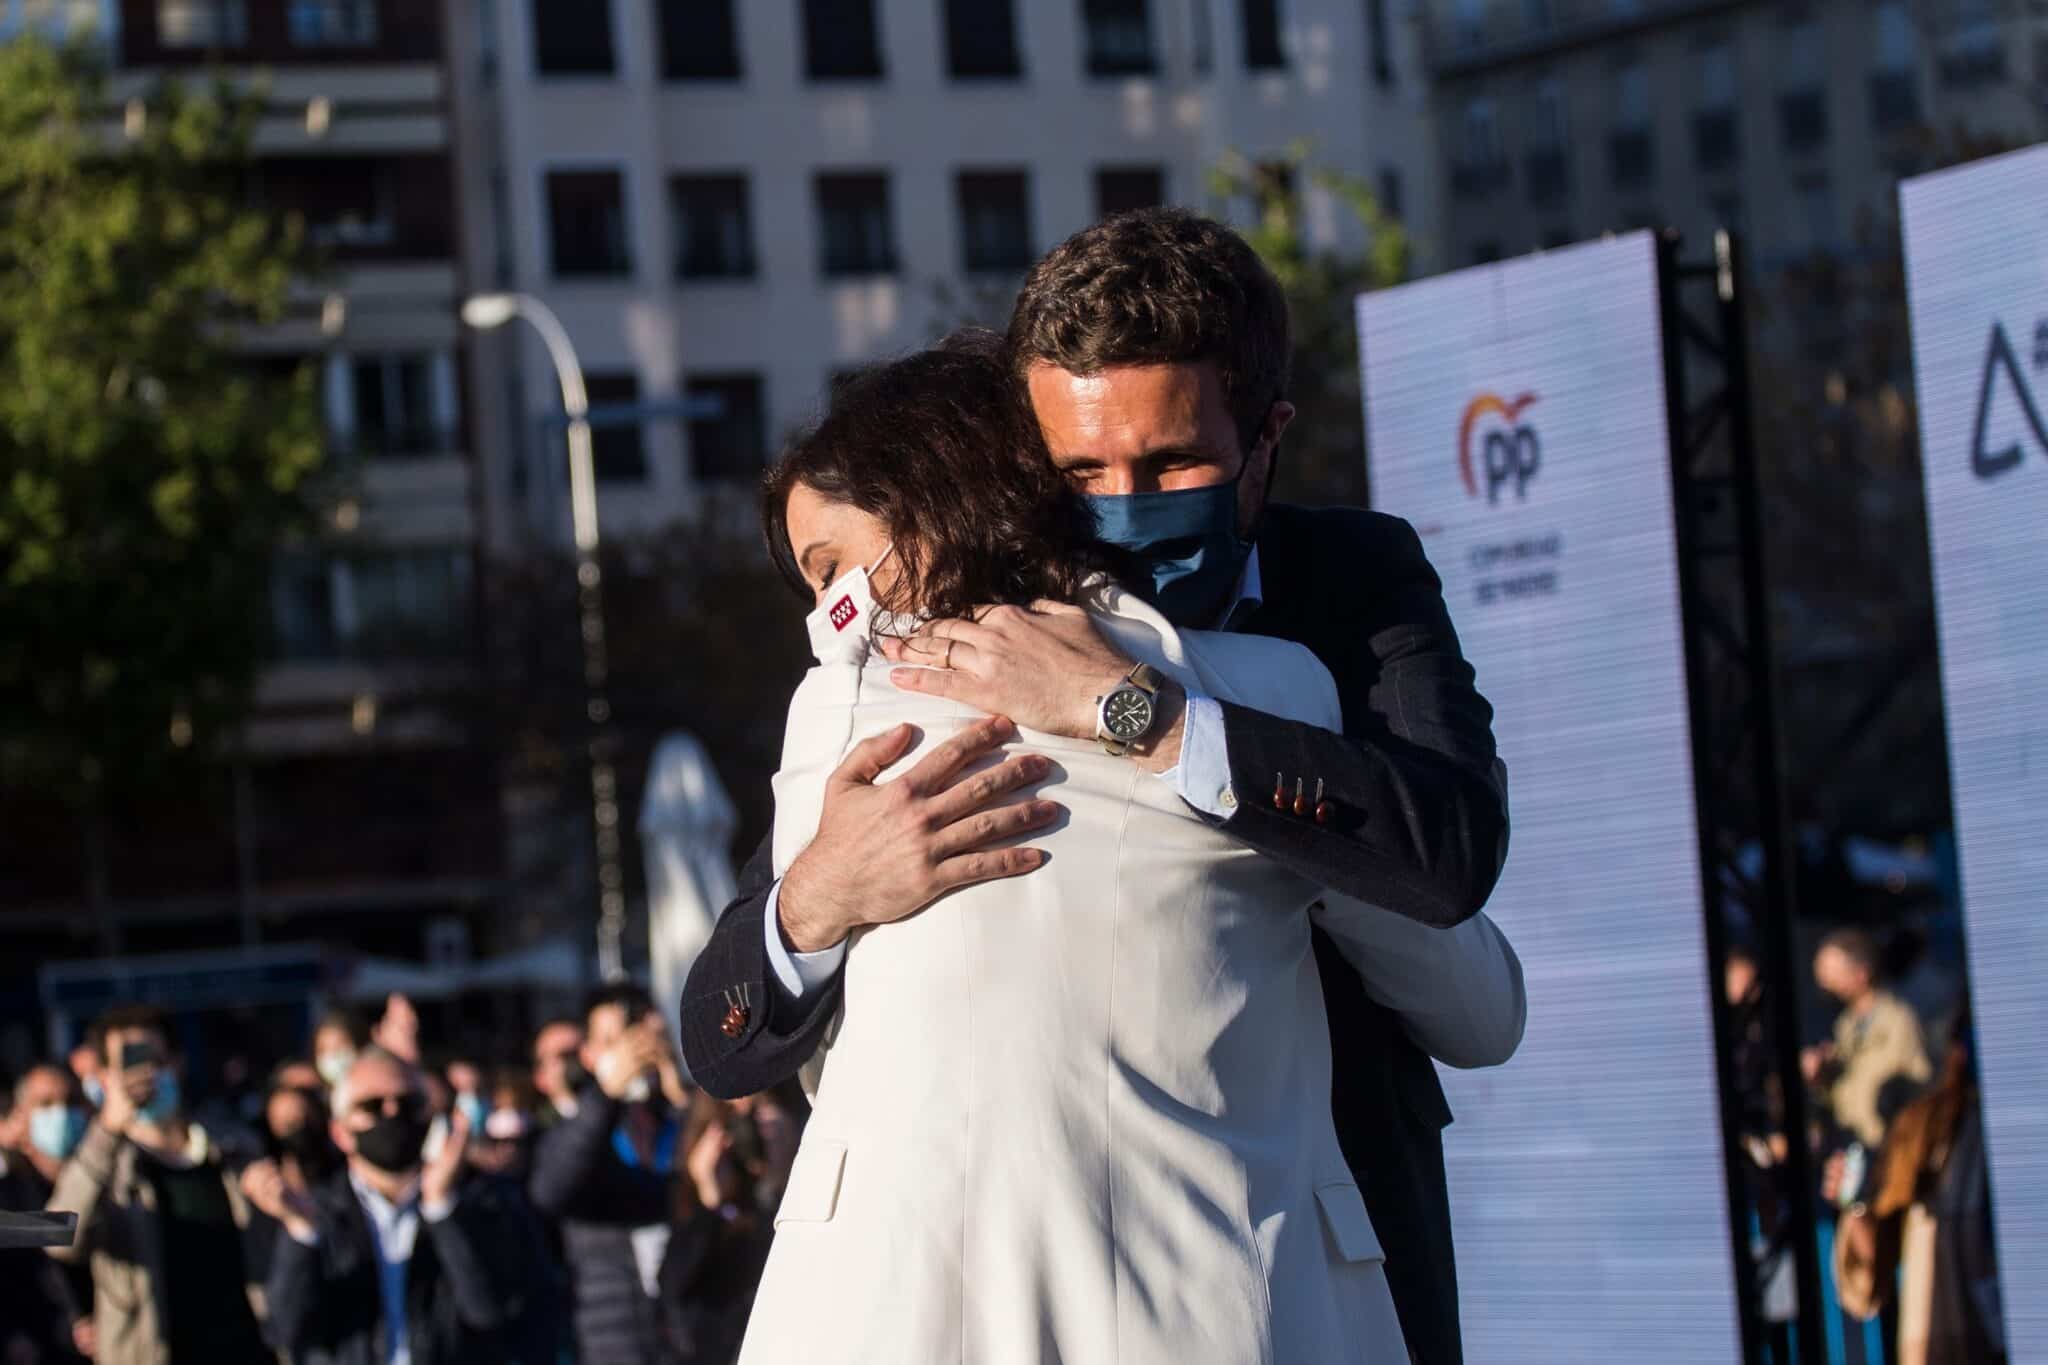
[680, 504, 1507, 1365]
[264, 1170, 553, 1365]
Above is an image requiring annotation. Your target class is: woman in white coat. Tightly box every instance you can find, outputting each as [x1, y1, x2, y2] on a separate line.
[737, 341, 1506, 1365]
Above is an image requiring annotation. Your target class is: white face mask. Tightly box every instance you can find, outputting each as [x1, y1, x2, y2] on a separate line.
[804, 543, 898, 664]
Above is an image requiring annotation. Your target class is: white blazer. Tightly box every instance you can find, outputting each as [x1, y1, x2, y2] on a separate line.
[742, 585, 1414, 1365]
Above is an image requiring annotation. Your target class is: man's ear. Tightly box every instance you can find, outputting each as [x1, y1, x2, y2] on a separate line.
[1238, 401, 1296, 535]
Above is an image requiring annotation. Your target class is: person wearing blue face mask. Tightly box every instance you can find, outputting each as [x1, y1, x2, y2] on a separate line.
[45, 1003, 272, 1364]
[2, 1064, 95, 1364]
[681, 210, 1512, 1365]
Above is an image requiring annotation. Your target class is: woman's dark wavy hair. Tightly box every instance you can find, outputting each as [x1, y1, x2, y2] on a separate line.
[763, 330, 1114, 624]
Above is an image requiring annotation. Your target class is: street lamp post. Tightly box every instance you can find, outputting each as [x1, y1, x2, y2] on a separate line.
[462, 292, 629, 981]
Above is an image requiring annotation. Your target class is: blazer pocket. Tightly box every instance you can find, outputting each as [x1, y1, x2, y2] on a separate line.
[1314, 1181, 1386, 1264]
[774, 1141, 847, 1227]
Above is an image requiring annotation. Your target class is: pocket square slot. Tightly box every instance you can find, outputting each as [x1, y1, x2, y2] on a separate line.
[774, 1141, 847, 1226]
[1314, 1181, 1385, 1264]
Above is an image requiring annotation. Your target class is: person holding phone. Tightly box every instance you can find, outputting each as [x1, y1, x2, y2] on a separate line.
[528, 985, 694, 1365]
[45, 1003, 272, 1365]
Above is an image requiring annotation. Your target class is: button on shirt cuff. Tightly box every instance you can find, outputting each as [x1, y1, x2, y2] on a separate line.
[1168, 693, 1237, 817]
[763, 879, 850, 999]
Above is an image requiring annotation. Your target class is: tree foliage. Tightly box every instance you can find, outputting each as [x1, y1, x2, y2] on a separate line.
[0, 39, 321, 797]
[1207, 144, 1408, 507]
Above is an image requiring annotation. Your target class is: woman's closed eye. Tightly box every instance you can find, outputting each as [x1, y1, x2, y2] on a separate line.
[813, 560, 839, 592]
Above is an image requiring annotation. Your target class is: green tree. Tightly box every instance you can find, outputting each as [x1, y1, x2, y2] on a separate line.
[0, 39, 321, 800]
[1207, 145, 1408, 507]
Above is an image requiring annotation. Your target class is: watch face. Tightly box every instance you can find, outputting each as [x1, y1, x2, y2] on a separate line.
[1103, 686, 1155, 740]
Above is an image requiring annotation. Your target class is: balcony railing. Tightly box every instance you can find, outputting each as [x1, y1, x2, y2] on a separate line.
[332, 424, 460, 462]
[1778, 89, 1829, 153]
[1523, 148, 1570, 202]
[1868, 70, 1922, 132]
[1692, 109, 1739, 171]
[124, 0, 441, 65]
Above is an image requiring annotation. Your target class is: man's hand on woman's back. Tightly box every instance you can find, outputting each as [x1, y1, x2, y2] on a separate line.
[777, 716, 1062, 953]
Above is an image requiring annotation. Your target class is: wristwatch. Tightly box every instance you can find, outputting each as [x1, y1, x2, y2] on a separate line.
[1095, 663, 1164, 757]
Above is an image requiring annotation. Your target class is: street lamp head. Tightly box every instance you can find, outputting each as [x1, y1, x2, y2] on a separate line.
[460, 294, 520, 330]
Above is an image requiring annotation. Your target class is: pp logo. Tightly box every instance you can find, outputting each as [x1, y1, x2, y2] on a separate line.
[828, 596, 858, 631]
[1458, 392, 1541, 504]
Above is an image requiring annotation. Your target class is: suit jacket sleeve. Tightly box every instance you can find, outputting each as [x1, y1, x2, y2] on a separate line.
[1218, 512, 1508, 927]
[262, 1228, 324, 1353]
[423, 1182, 544, 1332]
[677, 834, 845, 1100]
[1312, 897, 1526, 1070]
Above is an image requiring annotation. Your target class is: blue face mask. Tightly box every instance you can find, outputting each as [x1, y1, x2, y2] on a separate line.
[82, 1076, 104, 1110]
[29, 1105, 88, 1160]
[455, 1091, 487, 1131]
[1084, 476, 1253, 628]
[138, 1072, 180, 1126]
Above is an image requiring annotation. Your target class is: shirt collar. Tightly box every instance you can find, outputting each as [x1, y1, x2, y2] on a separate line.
[1219, 546, 1264, 631]
[350, 1168, 421, 1219]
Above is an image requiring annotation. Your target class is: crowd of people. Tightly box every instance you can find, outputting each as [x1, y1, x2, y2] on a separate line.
[0, 986, 800, 1365]
[1723, 924, 2003, 1365]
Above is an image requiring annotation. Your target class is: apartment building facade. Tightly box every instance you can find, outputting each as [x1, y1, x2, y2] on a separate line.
[450, 0, 1440, 549]
[2, 1, 511, 988]
[1418, 0, 2047, 269]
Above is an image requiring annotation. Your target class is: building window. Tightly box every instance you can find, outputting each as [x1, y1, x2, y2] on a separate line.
[1523, 0, 1552, 34]
[1191, 0, 1214, 72]
[815, 172, 896, 276]
[345, 353, 444, 458]
[1525, 80, 1569, 203]
[272, 548, 473, 662]
[1692, 41, 1739, 171]
[1871, 0, 1921, 131]
[1609, 61, 1655, 190]
[1453, 0, 1484, 50]
[804, 0, 883, 79]
[1366, 0, 1393, 84]
[1777, 20, 1828, 151]
[534, 0, 614, 75]
[1939, 0, 2004, 86]
[672, 175, 754, 279]
[1096, 165, 1166, 219]
[1083, 0, 1155, 75]
[1242, 0, 1284, 69]
[946, 0, 1020, 77]
[957, 171, 1034, 274]
[1377, 166, 1403, 220]
[686, 375, 766, 481]
[1452, 97, 1509, 197]
[547, 170, 632, 277]
[287, 0, 375, 46]
[157, 0, 246, 46]
[658, 0, 741, 79]
[585, 372, 647, 483]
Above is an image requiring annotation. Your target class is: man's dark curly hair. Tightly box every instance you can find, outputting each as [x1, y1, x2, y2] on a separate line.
[1006, 207, 1291, 449]
[763, 330, 1115, 623]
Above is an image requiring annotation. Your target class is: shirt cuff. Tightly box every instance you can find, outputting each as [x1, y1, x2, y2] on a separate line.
[421, 1195, 457, 1224]
[286, 1223, 321, 1247]
[1170, 693, 1237, 818]
[763, 879, 849, 999]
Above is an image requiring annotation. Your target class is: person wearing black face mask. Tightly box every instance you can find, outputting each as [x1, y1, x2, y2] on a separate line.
[250, 1049, 555, 1365]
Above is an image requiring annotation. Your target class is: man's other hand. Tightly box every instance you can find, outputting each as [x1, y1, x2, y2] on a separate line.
[881, 603, 1186, 771]
[778, 717, 1061, 954]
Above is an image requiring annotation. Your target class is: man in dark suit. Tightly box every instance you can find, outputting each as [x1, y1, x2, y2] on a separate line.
[680, 208, 1509, 1365]
[249, 1049, 553, 1365]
